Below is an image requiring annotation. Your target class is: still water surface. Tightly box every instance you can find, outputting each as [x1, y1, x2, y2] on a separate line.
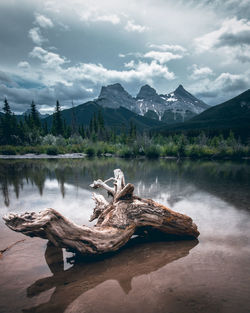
[0, 158, 250, 313]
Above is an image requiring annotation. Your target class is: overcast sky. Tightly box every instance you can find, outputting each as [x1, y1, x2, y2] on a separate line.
[0, 0, 250, 113]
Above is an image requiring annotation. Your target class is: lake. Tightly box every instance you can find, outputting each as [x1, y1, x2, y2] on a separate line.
[0, 158, 250, 313]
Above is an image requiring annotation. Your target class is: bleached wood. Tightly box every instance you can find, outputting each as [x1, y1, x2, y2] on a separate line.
[3, 169, 199, 256]
[89, 193, 109, 222]
[89, 179, 115, 196]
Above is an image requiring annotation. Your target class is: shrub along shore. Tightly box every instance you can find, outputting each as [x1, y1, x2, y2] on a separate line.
[1, 99, 249, 159]
[0, 133, 249, 159]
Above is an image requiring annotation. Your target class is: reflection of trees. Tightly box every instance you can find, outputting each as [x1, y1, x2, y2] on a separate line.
[23, 239, 198, 313]
[0, 158, 249, 210]
[1, 178, 10, 207]
[0, 161, 48, 206]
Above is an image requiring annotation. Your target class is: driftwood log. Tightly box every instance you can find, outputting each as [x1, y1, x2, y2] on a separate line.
[3, 169, 199, 255]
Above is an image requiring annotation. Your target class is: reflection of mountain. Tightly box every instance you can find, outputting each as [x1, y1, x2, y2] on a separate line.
[23, 239, 198, 313]
[0, 159, 249, 210]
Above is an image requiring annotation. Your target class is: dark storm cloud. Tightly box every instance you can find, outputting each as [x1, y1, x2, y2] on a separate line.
[0, 80, 93, 113]
[180, 0, 250, 19]
[217, 31, 250, 47]
[0, 0, 250, 112]
[0, 71, 15, 86]
[0, 3, 36, 67]
[192, 71, 250, 105]
[195, 90, 218, 99]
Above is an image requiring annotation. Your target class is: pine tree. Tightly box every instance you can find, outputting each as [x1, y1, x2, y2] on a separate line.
[0, 98, 18, 145]
[79, 125, 85, 139]
[52, 100, 64, 136]
[93, 112, 98, 134]
[3, 98, 11, 116]
[129, 121, 136, 139]
[63, 119, 67, 137]
[43, 120, 48, 136]
[30, 100, 41, 128]
[97, 109, 104, 129]
[71, 101, 78, 135]
[89, 116, 94, 133]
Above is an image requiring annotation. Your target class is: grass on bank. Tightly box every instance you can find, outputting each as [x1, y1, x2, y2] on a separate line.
[0, 138, 249, 159]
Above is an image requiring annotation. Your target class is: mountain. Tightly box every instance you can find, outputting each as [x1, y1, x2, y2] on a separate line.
[0, 111, 49, 122]
[0, 83, 208, 132]
[136, 85, 166, 118]
[43, 101, 163, 132]
[95, 82, 209, 123]
[158, 89, 250, 140]
[97, 83, 138, 112]
[136, 84, 209, 123]
[23, 109, 49, 119]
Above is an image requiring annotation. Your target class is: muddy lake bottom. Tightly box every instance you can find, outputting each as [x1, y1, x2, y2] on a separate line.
[0, 158, 250, 313]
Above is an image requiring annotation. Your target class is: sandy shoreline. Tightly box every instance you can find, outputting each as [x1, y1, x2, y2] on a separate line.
[0, 153, 87, 159]
[0, 154, 249, 160]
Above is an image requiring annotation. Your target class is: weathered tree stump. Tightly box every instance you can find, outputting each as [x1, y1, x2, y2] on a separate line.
[3, 169, 199, 255]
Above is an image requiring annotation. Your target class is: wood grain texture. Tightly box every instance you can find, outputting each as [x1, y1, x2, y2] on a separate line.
[3, 169, 199, 255]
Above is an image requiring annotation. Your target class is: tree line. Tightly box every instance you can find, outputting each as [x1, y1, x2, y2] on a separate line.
[0, 99, 138, 146]
[0, 98, 249, 159]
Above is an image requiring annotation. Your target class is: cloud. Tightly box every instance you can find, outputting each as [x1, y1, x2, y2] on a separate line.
[80, 9, 120, 25]
[28, 46, 175, 86]
[17, 61, 31, 70]
[1, 0, 249, 109]
[0, 78, 93, 113]
[64, 60, 175, 84]
[0, 71, 14, 85]
[29, 27, 45, 46]
[118, 52, 143, 58]
[148, 44, 186, 52]
[28, 27, 45, 45]
[29, 46, 68, 68]
[144, 51, 183, 64]
[195, 18, 250, 51]
[214, 72, 249, 92]
[194, 17, 250, 63]
[192, 72, 249, 100]
[124, 60, 135, 68]
[235, 49, 250, 63]
[94, 14, 120, 24]
[143, 43, 187, 64]
[118, 45, 185, 65]
[190, 64, 213, 79]
[28, 14, 53, 47]
[0, 44, 176, 113]
[184, 0, 250, 20]
[125, 20, 148, 33]
[35, 13, 54, 28]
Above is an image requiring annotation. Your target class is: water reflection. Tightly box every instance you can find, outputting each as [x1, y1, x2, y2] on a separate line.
[1, 158, 250, 313]
[0, 158, 250, 211]
[23, 239, 198, 313]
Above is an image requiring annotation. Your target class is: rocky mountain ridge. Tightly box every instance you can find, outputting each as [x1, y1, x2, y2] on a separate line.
[96, 83, 209, 123]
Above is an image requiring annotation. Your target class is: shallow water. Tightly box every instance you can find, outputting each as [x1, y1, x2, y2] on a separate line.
[0, 158, 250, 313]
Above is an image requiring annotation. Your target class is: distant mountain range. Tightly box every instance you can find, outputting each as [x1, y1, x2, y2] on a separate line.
[23, 109, 49, 119]
[43, 101, 163, 132]
[96, 83, 209, 123]
[1, 83, 249, 140]
[158, 89, 250, 140]
[42, 83, 209, 131]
